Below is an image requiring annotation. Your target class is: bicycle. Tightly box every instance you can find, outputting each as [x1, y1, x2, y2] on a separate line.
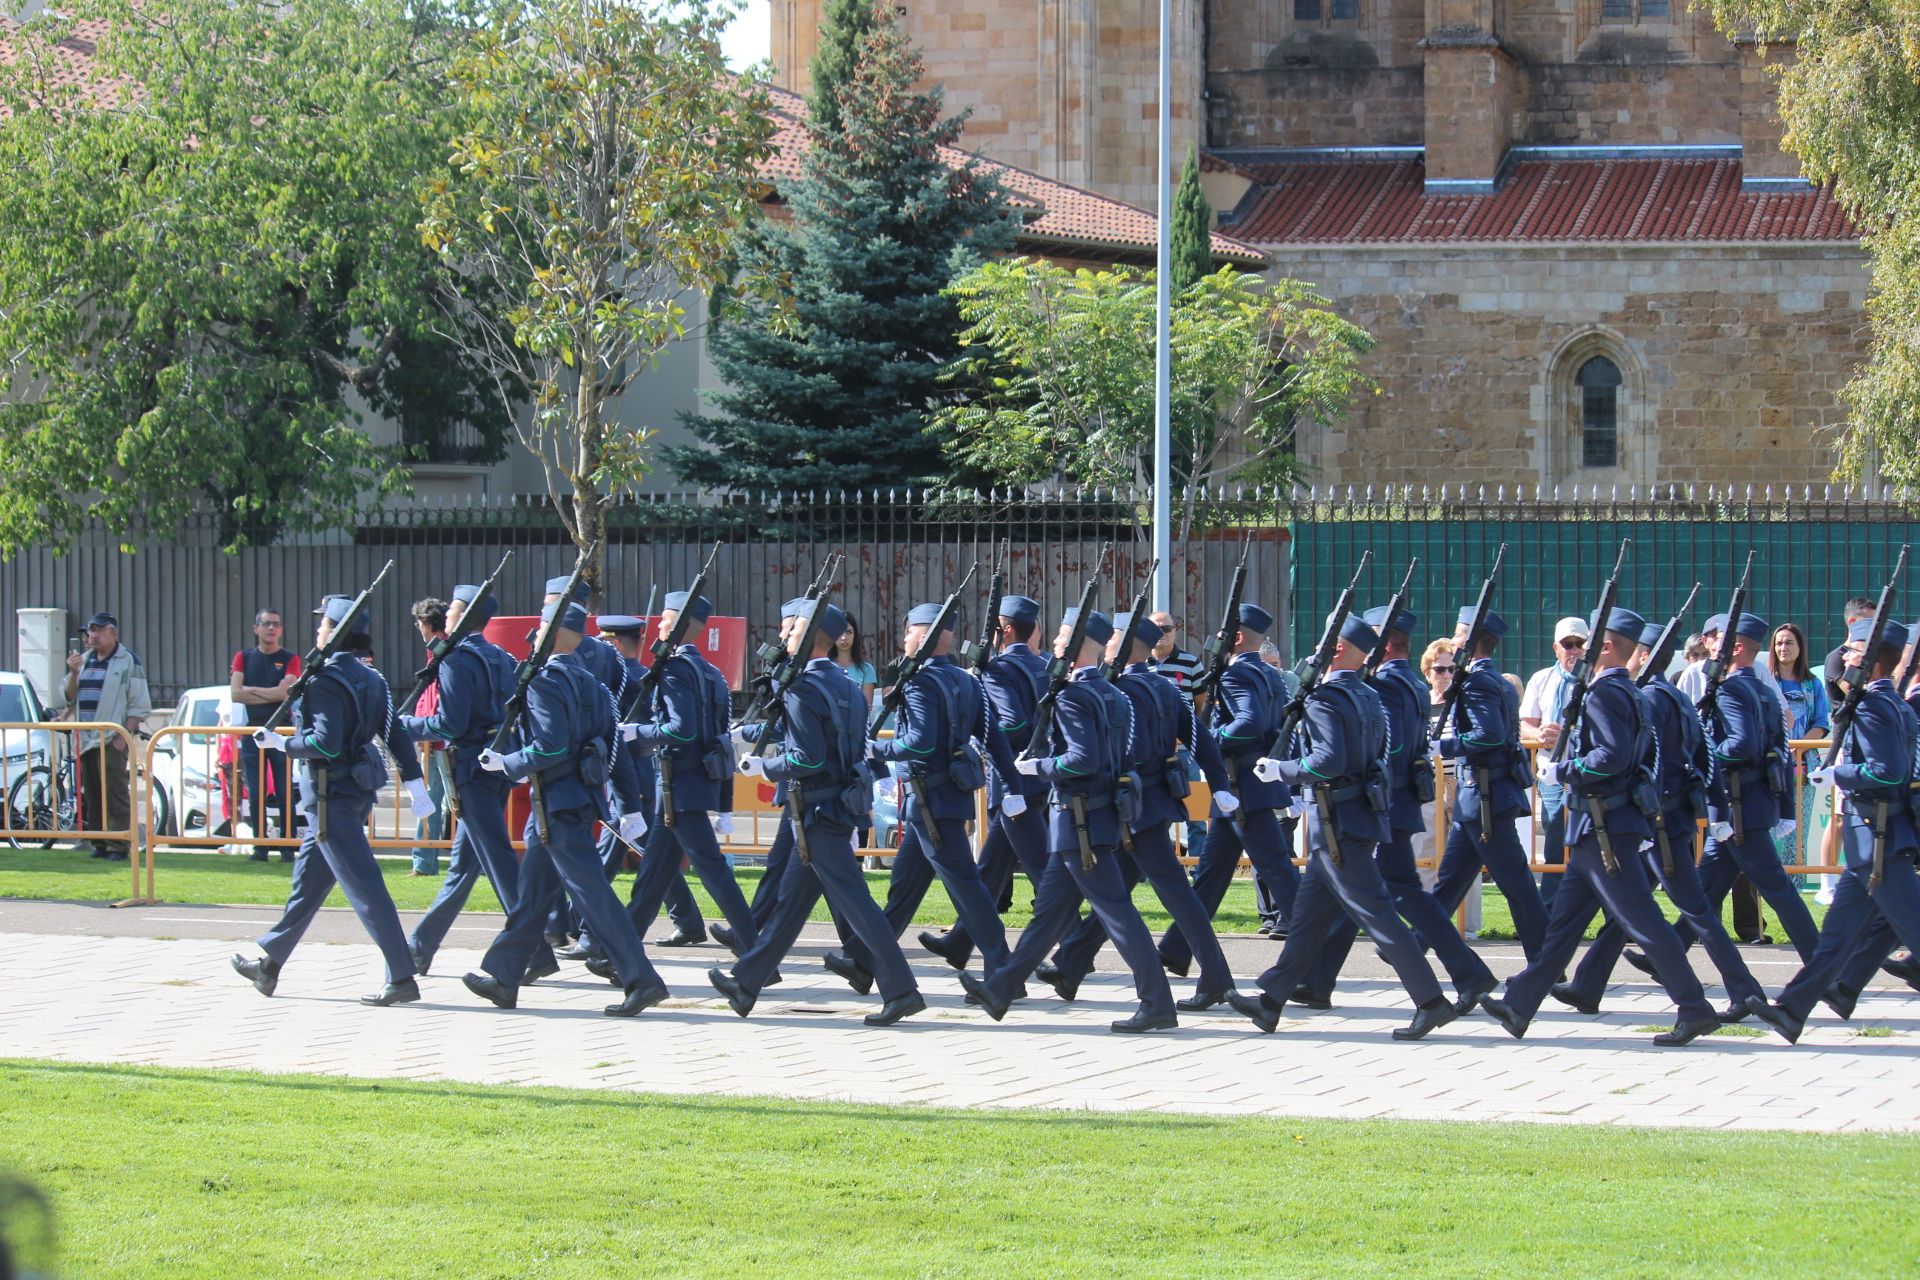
[4, 733, 170, 850]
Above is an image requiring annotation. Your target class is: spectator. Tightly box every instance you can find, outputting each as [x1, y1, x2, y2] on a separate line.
[1771, 621, 1830, 888]
[61, 611, 150, 860]
[1823, 595, 1876, 704]
[407, 597, 453, 877]
[1419, 637, 1476, 930]
[1521, 617, 1589, 905]
[833, 614, 878, 709]
[229, 607, 301, 860]
[1150, 612, 1207, 863]
[1681, 633, 1709, 668]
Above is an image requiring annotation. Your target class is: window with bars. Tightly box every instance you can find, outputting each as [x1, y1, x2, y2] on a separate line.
[1602, 0, 1669, 21]
[1578, 356, 1622, 469]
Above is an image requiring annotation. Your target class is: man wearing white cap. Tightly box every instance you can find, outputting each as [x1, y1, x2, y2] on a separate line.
[1520, 616, 1591, 904]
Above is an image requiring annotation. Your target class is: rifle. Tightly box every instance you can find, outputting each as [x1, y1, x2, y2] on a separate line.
[1435, 543, 1507, 738]
[1363, 557, 1418, 680]
[633, 540, 722, 705]
[1269, 551, 1371, 760]
[1022, 542, 1113, 759]
[958, 539, 1010, 675]
[1694, 551, 1755, 727]
[489, 540, 599, 842]
[877, 560, 980, 723]
[750, 552, 847, 762]
[1831, 545, 1909, 746]
[1548, 539, 1632, 873]
[1194, 530, 1255, 701]
[397, 551, 512, 717]
[1103, 556, 1161, 681]
[260, 559, 394, 734]
[1636, 583, 1701, 688]
[738, 552, 841, 732]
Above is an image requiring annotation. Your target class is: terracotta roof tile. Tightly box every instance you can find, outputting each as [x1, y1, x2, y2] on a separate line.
[0, 15, 125, 116]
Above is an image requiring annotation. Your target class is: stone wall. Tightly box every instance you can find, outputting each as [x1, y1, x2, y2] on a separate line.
[1520, 50, 1741, 145]
[1280, 245, 1868, 487]
[1206, 65, 1426, 147]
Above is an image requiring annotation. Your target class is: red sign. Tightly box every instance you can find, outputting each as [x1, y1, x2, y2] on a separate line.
[483, 615, 750, 691]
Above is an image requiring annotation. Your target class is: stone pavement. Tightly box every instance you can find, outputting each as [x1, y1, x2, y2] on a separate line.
[3, 901, 1918, 1131]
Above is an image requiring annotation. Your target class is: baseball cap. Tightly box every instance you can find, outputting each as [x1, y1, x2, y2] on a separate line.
[1553, 617, 1591, 644]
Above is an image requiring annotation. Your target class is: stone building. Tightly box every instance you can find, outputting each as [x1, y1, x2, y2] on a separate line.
[773, 1, 1869, 488]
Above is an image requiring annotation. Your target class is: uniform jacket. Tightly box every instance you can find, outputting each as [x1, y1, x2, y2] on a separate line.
[1118, 662, 1227, 830]
[1833, 679, 1920, 866]
[1438, 656, 1529, 822]
[1369, 657, 1432, 834]
[399, 634, 515, 785]
[981, 643, 1049, 805]
[1212, 651, 1294, 811]
[628, 645, 731, 813]
[762, 656, 870, 831]
[287, 652, 418, 807]
[1560, 667, 1654, 846]
[1702, 665, 1781, 833]
[498, 651, 637, 821]
[1033, 668, 1130, 854]
[1272, 668, 1391, 845]
[573, 633, 628, 700]
[1642, 672, 1708, 829]
[870, 654, 981, 821]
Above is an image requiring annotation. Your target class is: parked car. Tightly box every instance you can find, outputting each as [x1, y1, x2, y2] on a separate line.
[0, 672, 56, 839]
[148, 686, 236, 841]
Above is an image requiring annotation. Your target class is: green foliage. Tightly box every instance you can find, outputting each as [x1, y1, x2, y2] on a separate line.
[1696, 3, 1920, 485]
[0, 0, 509, 554]
[419, 0, 774, 569]
[1171, 144, 1215, 294]
[668, 6, 1016, 491]
[938, 259, 1375, 532]
[806, 0, 879, 137]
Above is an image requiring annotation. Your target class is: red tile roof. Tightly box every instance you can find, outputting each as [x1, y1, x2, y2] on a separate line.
[1223, 155, 1858, 245]
[0, 15, 125, 116]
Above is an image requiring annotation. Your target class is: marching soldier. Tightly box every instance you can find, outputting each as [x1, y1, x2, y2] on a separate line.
[1480, 607, 1721, 1046]
[707, 602, 924, 1025]
[718, 598, 812, 950]
[1430, 607, 1549, 961]
[1294, 605, 1498, 1013]
[1750, 618, 1920, 1042]
[1224, 611, 1458, 1040]
[461, 602, 666, 1016]
[959, 608, 1179, 1033]
[231, 595, 427, 1006]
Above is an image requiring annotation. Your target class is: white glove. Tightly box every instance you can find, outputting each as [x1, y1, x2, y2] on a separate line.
[1214, 791, 1240, 816]
[1002, 794, 1028, 817]
[478, 748, 507, 774]
[713, 813, 734, 838]
[1709, 821, 1734, 841]
[730, 726, 752, 747]
[404, 778, 435, 822]
[1771, 818, 1798, 841]
[1287, 796, 1311, 818]
[1536, 762, 1562, 788]
[253, 729, 286, 752]
[1808, 765, 1836, 787]
[618, 811, 648, 843]
[737, 754, 766, 778]
[619, 722, 641, 742]
[1252, 757, 1284, 784]
[1014, 756, 1042, 776]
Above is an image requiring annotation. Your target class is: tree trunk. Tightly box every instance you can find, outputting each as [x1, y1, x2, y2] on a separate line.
[572, 374, 607, 609]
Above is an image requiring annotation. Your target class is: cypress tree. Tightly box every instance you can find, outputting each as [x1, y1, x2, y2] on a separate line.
[806, 0, 876, 136]
[1171, 144, 1215, 293]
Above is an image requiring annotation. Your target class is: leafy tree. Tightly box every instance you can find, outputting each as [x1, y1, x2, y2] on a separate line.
[937, 258, 1375, 534]
[420, 0, 774, 580]
[0, 0, 509, 554]
[1171, 145, 1214, 295]
[807, 0, 878, 136]
[667, 2, 1016, 491]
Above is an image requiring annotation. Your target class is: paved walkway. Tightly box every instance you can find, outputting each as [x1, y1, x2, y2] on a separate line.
[1, 901, 1916, 1131]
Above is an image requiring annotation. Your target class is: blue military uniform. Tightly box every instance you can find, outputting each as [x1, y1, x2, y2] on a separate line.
[1227, 613, 1454, 1037]
[1430, 607, 1549, 961]
[1821, 677, 1920, 1011]
[1302, 606, 1498, 1009]
[1482, 608, 1716, 1043]
[1159, 602, 1300, 974]
[241, 598, 419, 1001]
[962, 610, 1177, 1032]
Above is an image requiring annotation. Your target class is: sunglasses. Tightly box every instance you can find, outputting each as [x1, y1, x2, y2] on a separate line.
[1432, 665, 1456, 674]
[1558, 638, 1587, 649]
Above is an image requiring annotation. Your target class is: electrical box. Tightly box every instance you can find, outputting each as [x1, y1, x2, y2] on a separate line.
[15, 607, 69, 712]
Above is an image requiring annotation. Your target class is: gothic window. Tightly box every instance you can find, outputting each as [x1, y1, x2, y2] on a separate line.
[1577, 356, 1622, 468]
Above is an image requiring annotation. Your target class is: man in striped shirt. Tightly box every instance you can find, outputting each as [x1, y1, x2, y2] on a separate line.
[1150, 613, 1207, 863]
[61, 612, 151, 860]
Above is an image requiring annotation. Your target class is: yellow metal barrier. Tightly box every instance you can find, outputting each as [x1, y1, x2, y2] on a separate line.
[0, 721, 145, 905]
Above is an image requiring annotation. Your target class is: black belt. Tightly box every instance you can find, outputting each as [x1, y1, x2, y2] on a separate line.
[1051, 791, 1114, 812]
[1569, 789, 1637, 812]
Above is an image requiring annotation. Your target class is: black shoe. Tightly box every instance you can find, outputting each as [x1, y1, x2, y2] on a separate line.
[605, 982, 668, 1017]
[656, 928, 704, 948]
[409, 943, 432, 978]
[1176, 989, 1233, 1012]
[1479, 997, 1528, 1039]
[361, 979, 421, 1007]
[522, 954, 561, 985]
[957, 972, 1009, 1022]
[104, 850, 128, 861]
[1257, 924, 1275, 938]
[1393, 997, 1459, 1041]
[917, 930, 967, 971]
[1036, 962, 1081, 1002]
[708, 968, 755, 1017]
[708, 923, 738, 952]
[462, 972, 517, 1010]
[1548, 983, 1599, 1016]
[1882, 955, 1920, 992]
[1621, 949, 1656, 978]
[1822, 986, 1859, 1022]
[864, 991, 927, 1026]
[229, 952, 279, 997]
[555, 942, 600, 962]
[246, 849, 269, 863]
[763, 969, 782, 987]
[1454, 974, 1499, 1016]
[964, 981, 1026, 1006]
[822, 951, 874, 996]
[1745, 995, 1803, 1044]
[1158, 953, 1191, 980]
[1653, 1016, 1720, 1047]
[1288, 986, 1333, 1011]
[543, 932, 570, 951]
[583, 954, 617, 983]
[1225, 989, 1281, 1034]
[1111, 1008, 1178, 1034]
[1719, 1001, 1755, 1025]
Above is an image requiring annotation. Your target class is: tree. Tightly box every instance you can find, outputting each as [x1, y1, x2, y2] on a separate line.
[420, 0, 774, 580]
[807, 0, 878, 137]
[937, 258, 1376, 534]
[1171, 145, 1214, 295]
[0, 0, 510, 554]
[667, 2, 1016, 491]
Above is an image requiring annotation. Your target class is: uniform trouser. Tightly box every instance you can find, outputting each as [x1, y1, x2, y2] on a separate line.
[76, 744, 131, 854]
[409, 776, 554, 974]
[1303, 827, 1496, 1000]
[1537, 790, 1568, 907]
[982, 841, 1174, 1016]
[1694, 831, 1821, 961]
[732, 820, 916, 1001]
[627, 810, 756, 946]
[1251, 819, 1445, 1010]
[481, 805, 662, 995]
[1430, 810, 1549, 961]
[1830, 914, 1903, 998]
[1776, 854, 1920, 1022]
[258, 795, 415, 983]
[1049, 823, 1235, 994]
[1567, 827, 1765, 1009]
[1500, 833, 1714, 1024]
[843, 802, 1008, 972]
[1159, 806, 1297, 972]
[749, 814, 794, 929]
[237, 737, 296, 838]
[937, 806, 1050, 969]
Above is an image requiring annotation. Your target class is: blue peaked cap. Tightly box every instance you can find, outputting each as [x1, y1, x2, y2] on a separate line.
[1362, 605, 1416, 638]
[540, 601, 589, 633]
[451, 584, 498, 627]
[907, 602, 957, 631]
[1112, 612, 1162, 650]
[1732, 612, 1770, 644]
[1337, 613, 1381, 652]
[1604, 607, 1648, 638]
[1062, 607, 1113, 646]
[1456, 606, 1508, 639]
[320, 595, 371, 639]
[1237, 603, 1274, 635]
[544, 574, 592, 602]
[662, 591, 712, 624]
[1637, 622, 1665, 649]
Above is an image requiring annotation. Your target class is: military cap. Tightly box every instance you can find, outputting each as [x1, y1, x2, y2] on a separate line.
[452, 584, 498, 627]
[312, 593, 349, 616]
[662, 591, 713, 624]
[1882, 620, 1912, 652]
[596, 614, 646, 637]
[1362, 605, 1417, 639]
[1338, 613, 1381, 652]
[540, 601, 589, 633]
[1732, 612, 1771, 644]
[998, 595, 1040, 625]
[813, 603, 848, 642]
[1456, 606, 1508, 638]
[1637, 622, 1665, 649]
[781, 597, 813, 619]
[1702, 613, 1729, 636]
[543, 574, 593, 602]
[1237, 603, 1274, 635]
[1603, 606, 1648, 639]
[1112, 612, 1162, 651]
[320, 595, 371, 639]
[1847, 616, 1902, 646]
[906, 602, 957, 631]
[1063, 607, 1114, 646]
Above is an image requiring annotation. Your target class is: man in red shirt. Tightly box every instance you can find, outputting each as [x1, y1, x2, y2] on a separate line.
[230, 608, 301, 861]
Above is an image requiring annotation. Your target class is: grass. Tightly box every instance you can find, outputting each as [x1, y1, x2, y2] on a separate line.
[2, 1059, 1916, 1279]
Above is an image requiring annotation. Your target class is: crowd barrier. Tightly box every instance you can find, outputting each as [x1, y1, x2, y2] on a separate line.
[0, 721, 146, 905]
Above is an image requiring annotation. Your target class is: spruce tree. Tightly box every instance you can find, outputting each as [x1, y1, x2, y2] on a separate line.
[806, 0, 876, 136]
[670, 4, 1014, 490]
[1171, 144, 1215, 294]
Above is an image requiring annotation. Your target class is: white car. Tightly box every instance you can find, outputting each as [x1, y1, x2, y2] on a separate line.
[0, 672, 56, 836]
[148, 685, 237, 841]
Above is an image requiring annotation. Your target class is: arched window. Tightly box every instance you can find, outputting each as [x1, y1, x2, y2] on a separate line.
[1577, 356, 1622, 469]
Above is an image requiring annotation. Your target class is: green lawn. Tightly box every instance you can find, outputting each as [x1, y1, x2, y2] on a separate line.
[1, 1060, 1913, 1279]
